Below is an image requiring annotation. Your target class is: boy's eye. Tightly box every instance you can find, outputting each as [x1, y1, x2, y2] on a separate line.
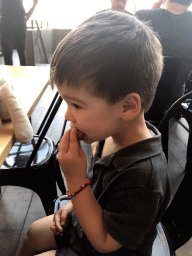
[72, 103, 81, 109]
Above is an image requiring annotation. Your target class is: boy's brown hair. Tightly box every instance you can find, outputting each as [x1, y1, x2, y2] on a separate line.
[50, 11, 163, 112]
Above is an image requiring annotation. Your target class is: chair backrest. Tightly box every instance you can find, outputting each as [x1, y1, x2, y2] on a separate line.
[145, 56, 192, 124]
[26, 92, 64, 168]
[0, 91, 66, 214]
[157, 91, 192, 251]
[1, 91, 64, 169]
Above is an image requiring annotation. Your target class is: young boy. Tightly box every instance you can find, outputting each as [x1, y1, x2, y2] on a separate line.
[17, 11, 170, 256]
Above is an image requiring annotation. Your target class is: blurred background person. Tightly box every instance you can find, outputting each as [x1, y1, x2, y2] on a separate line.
[136, 0, 192, 119]
[111, 0, 128, 12]
[0, 0, 38, 66]
[135, 0, 192, 60]
[97, 0, 132, 15]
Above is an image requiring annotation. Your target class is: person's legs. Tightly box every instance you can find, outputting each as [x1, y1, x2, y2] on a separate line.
[1, 25, 13, 65]
[17, 214, 57, 256]
[14, 20, 27, 66]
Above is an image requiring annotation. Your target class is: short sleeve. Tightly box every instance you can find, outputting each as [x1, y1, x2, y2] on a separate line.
[103, 188, 161, 250]
[135, 10, 155, 24]
[135, 10, 147, 21]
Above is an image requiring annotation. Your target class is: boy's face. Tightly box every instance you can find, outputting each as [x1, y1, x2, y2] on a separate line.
[111, 0, 127, 11]
[57, 81, 123, 144]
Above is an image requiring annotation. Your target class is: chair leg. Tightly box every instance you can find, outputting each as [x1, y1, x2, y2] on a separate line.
[35, 181, 58, 215]
[0, 166, 58, 215]
[186, 119, 192, 172]
[161, 121, 169, 160]
[24, 167, 58, 215]
[162, 167, 192, 250]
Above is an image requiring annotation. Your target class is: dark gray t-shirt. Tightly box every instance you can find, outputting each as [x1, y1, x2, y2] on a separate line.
[136, 8, 192, 60]
[1, 0, 25, 17]
[67, 122, 170, 256]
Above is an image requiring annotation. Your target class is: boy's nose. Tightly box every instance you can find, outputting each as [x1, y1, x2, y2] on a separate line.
[65, 107, 75, 123]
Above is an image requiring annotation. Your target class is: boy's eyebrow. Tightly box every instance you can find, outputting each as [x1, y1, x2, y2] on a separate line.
[62, 95, 85, 105]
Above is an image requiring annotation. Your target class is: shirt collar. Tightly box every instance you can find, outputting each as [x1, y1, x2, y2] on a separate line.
[93, 122, 163, 172]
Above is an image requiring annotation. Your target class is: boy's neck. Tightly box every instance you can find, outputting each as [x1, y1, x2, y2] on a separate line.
[101, 117, 152, 157]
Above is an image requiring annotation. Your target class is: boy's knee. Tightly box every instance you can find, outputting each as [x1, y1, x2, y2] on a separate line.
[25, 220, 43, 246]
[25, 216, 56, 250]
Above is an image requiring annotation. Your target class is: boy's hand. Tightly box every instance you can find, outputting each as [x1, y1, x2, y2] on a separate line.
[58, 128, 87, 182]
[50, 202, 73, 236]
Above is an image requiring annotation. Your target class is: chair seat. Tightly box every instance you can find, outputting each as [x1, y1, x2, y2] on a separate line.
[0, 135, 57, 214]
[2, 136, 54, 168]
[152, 223, 175, 256]
[0, 93, 63, 215]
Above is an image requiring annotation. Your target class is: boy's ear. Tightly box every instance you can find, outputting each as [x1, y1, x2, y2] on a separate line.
[121, 93, 141, 121]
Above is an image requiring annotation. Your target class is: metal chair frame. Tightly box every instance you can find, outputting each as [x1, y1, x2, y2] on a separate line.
[0, 91, 66, 215]
[155, 91, 192, 253]
[146, 56, 192, 127]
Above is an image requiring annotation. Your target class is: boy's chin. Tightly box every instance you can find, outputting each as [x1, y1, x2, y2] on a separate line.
[77, 130, 104, 144]
[81, 136, 95, 144]
[77, 130, 86, 140]
[80, 135, 98, 144]
[77, 130, 97, 144]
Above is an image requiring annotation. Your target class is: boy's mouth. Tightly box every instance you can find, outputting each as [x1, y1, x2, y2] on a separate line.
[77, 129, 86, 140]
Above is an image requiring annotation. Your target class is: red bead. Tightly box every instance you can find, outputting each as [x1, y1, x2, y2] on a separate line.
[66, 179, 91, 197]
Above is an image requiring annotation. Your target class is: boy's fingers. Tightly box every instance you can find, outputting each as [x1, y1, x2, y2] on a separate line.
[54, 214, 64, 232]
[50, 224, 60, 235]
[68, 128, 80, 153]
[59, 129, 71, 153]
[70, 127, 78, 142]
[50, 224, 56, 232]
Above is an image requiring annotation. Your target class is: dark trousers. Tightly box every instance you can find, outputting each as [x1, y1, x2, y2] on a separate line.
[1, 17, 27, 66]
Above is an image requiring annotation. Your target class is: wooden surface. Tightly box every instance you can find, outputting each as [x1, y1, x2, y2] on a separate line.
[0, 123, 14, 168]
[0, 65, 50, 116]
[0, 65, 50, 167]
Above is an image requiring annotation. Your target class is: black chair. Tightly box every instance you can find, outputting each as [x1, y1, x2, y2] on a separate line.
[185, 72, 192, 94]
[146, 56, 192, 126]
[158, 90, 192, 159]
[151, 91, 192, 255]
[0, 91, 67, 215]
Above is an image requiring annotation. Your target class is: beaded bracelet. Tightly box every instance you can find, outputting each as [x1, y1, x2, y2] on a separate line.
[66, 179, 91, 197]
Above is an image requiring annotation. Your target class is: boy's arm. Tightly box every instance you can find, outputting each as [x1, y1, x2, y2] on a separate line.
[58, 128, 123, 253]
[70, 183, 122, 253]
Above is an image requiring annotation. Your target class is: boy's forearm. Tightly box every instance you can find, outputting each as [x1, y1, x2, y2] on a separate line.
[67, 179, 122, 253]
[58, 128, 121, 252]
